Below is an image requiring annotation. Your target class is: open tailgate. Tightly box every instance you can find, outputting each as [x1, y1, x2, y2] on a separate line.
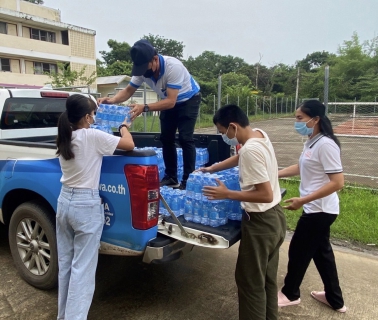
[158, 188, 287, 249]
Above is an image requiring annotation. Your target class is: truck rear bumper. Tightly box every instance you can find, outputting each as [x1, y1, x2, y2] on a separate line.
[142, 234, 194, 264]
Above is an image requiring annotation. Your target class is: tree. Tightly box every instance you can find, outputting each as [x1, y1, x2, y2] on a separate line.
[97, 60, 132, 77]
[99, 40, 132, 66]
[47, 63, 96, 88]
[142, 34, 184, 59]
[184, 51, 247, 80]
[297, 51, 335, 72]
[23, 0, 44, 4]
[221, 73, 253, 89]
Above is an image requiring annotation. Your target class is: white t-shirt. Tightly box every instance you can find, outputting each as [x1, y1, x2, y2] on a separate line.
[130, 55, 200, 103]
[299, 134, 343, 214]
[59, 128, 120, 189]
[238, 129, 281, 212]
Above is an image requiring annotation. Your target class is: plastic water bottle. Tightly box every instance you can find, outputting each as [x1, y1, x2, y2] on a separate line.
[123, 106, 132, 126]
[218, 201, 228, 225]
[108, 105, 117, 129]
[171, 191, 180, 217]
[115, 106, 124, 128]
[193, 199, 202, 223]
[201, 195, 211, 226]
[184, 198, 193, 222]
[101, 105, 109, 126]
[96, 104, 104, 125]
[206, 175, 221, 227]
[186, 174, 195, 199]
[179, 193, 185, 217]
[204, 148, 209, 164]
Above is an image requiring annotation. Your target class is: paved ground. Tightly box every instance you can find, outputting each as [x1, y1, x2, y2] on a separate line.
[0, 222, 377, 320]
[197, 118, 378, 188]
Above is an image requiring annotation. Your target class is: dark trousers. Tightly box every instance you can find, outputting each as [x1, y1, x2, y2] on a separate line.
[159, 94, 200, 182]
[235, 204, 286, 320]
[281, 212, 344, 310]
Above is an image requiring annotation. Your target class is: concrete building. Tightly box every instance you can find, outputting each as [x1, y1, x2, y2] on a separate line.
[0, 0, 96, 90]
[97, 75, 159, 105]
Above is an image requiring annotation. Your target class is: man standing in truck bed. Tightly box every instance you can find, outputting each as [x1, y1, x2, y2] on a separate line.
[98, 39, 201, 190]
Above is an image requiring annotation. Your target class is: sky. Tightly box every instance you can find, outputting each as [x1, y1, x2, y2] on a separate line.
[43, 0, 378, 67]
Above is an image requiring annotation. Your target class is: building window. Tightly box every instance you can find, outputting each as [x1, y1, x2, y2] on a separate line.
[61, 30, 69, 45]
[132, 91, 144, 98]
[0, 58, 11, 72]
[0, 22, 6, 34]
[34, 62, 57, 75]
[31, 28, 56, 43]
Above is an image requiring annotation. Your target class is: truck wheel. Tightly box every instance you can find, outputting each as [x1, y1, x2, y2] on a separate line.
[8, 201, 58, 290]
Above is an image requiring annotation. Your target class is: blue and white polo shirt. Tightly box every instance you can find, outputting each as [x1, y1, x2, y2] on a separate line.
[129, 55, 200, 103]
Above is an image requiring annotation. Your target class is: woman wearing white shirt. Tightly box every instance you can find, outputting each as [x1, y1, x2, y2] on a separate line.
[56, 94, 134, 320]
[277, 100, 347, 313]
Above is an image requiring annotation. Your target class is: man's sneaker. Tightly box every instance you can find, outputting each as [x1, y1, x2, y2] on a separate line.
[160, 176, 180, 188]
[178, 180, 187, 190]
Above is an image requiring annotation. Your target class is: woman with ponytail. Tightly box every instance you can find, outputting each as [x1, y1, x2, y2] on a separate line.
[56, 94, 134, 320]
[277, 100, 347, 313]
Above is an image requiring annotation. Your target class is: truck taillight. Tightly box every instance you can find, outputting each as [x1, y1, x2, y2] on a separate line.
[125, 165, 160, 230]
[40, 91, 69, 98]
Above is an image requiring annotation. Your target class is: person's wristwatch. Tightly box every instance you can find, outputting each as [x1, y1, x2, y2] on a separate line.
[143, 104, 149, 112]
[118, 124, 128, 136]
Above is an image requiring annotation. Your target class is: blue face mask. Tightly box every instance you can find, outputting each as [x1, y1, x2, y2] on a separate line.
[222, 125, 239, 146]
[294, 118, 314, 136]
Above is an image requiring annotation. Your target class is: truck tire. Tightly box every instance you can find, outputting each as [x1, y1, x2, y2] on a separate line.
[8, 201, 58, 290]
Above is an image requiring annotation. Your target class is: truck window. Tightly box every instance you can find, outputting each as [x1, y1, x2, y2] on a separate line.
[1, 98, 66, 130]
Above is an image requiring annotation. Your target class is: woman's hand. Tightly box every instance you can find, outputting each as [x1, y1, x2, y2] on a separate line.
[283, 197, 304, 210]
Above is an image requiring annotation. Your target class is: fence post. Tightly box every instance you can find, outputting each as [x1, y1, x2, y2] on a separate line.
[281, 97, 283, 114]
[286, 98, 288, 114]
[290, 97, 293, 112]
[275, 96, 278, 117]
[269, 96, 272, 118]
[263, 96, 265, 119]
[255, 96, 258, 119]
[247, 96, 249, 118]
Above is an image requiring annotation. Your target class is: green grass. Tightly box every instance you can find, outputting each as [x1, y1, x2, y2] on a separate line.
[280, 179, 378, 245]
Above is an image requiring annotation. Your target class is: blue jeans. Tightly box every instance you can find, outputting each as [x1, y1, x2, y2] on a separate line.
[56, 185, 104, 320]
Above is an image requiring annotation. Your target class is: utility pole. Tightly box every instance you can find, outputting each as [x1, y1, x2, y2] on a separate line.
[217, 74, 222, 110]
[324, 65, 329, 114]
[295, 67, 300, 109]
[256, 53, 263, 90]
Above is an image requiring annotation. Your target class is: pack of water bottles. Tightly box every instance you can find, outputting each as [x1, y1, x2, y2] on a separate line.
[95, 104, 132, 132]
[135, 147, 209, 181]
[159, 168, 242, 228]
[184, 170, 242, 227]
[159, 186, 186, 217]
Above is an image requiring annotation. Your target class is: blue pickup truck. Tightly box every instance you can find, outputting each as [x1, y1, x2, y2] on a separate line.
[0, 89, 244, 290]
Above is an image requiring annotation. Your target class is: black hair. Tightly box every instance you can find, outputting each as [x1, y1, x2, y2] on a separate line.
[56, 94, 97, 160]
[213, 104, 249, 128]
[299, 100, 341, 148]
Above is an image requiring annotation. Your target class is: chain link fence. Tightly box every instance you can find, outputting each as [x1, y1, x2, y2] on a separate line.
[134, 96, 378, 190]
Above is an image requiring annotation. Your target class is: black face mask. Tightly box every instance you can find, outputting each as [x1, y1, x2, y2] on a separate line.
[143, 68, 154, 78]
